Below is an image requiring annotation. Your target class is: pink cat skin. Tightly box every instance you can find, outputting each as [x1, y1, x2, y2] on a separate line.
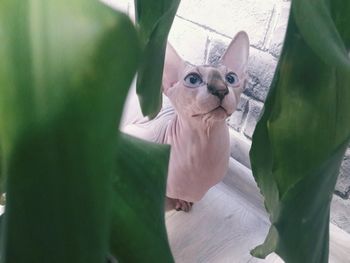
[122, 31, 249, 212]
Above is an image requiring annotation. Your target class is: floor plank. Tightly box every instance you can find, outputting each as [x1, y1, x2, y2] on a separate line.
[166, 165, 350, 263]
[166, 183, 280, 263]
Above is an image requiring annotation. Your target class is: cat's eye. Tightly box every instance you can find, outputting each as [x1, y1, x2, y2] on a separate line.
[225, 72, 239, 86]
[184, 73, 203, 88]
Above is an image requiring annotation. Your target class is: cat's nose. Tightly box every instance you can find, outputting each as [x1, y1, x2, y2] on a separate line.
[207, 84, 229, 100]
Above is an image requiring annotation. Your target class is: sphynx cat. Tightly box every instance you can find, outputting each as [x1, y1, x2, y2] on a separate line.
[122, 31, 249, 212]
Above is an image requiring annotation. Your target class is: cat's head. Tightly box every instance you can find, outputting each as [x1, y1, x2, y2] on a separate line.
[162, 31, 249, 124]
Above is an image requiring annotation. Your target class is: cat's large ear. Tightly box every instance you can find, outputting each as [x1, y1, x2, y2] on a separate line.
[221, 31, 249, 77]
[162, 43, 183, 95]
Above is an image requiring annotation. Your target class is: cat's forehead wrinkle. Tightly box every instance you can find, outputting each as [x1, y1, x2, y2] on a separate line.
[207, 69, 226, 84]
[181, 63, 228, 80]
[208, 69, 222, 78]
[197, 66, 227, 80]
[198, 64, 226, 70]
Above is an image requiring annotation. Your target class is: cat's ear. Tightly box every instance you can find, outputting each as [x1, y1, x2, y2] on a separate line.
[162, 43, 183, 95]
[221, 31, 249, 76]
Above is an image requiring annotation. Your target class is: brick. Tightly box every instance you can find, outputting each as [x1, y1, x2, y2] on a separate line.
[168, 17, 208, 65]
[206, 36, 231, 65]
[244, 75, 271, 102]
[268, 2, 291, 57]
[246, 47, 278, 101]
[243, 99, 264, 139]
[335, 148, 350, 198]
[331, 194, 350, 234]
[227, 94, 249, 132]
[177, 0, 275, 49]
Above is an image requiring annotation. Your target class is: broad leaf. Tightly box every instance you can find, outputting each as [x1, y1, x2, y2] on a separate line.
[110, 133, 173, 262]
[250, 0, 350, 262]
[135, 0, 180, 118]
[0, 1, 140, 262]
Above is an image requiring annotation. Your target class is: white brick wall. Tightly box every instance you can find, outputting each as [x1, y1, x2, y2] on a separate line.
[176, 0, 276, 49]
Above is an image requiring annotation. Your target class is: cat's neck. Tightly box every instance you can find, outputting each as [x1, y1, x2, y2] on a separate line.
[165, 113, 228, 145]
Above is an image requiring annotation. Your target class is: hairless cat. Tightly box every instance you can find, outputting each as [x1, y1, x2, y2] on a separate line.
[122, 31, 249, 212]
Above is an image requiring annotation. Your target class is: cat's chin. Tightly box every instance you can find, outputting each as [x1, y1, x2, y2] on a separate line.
[208, 106, 229, 120]
[192, 106, 229, 121]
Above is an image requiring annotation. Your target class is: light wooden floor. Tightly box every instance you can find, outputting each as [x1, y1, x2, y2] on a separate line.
[166, 158, 350, 263]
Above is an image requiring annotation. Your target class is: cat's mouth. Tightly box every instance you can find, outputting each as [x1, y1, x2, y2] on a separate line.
[192, 105, 229, 117]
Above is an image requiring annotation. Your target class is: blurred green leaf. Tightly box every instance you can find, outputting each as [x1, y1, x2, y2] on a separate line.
[110, 133, 173, 263]
[250, 0, 350, 262]
[0, 1, 140, 262]
[135, 0, 180, 118]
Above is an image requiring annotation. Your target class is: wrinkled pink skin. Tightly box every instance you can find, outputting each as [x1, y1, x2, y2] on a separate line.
[122, 32, 249, 212]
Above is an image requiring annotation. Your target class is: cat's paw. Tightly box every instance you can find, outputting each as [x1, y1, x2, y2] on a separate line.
[175, 199, 193, 212]
[165, 197, 193, 212]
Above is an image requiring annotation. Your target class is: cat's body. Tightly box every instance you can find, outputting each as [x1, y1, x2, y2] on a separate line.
[122, 32, 249, 211]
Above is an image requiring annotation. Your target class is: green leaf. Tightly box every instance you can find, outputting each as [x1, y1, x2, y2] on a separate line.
[250, 0, 350, 262]
[0, 1, 140, 262]
[135, 0, 180, 118]
[110, 133, 173, 263]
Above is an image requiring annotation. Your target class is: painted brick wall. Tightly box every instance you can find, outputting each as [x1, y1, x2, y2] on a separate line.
[105, 0, 350, 231]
